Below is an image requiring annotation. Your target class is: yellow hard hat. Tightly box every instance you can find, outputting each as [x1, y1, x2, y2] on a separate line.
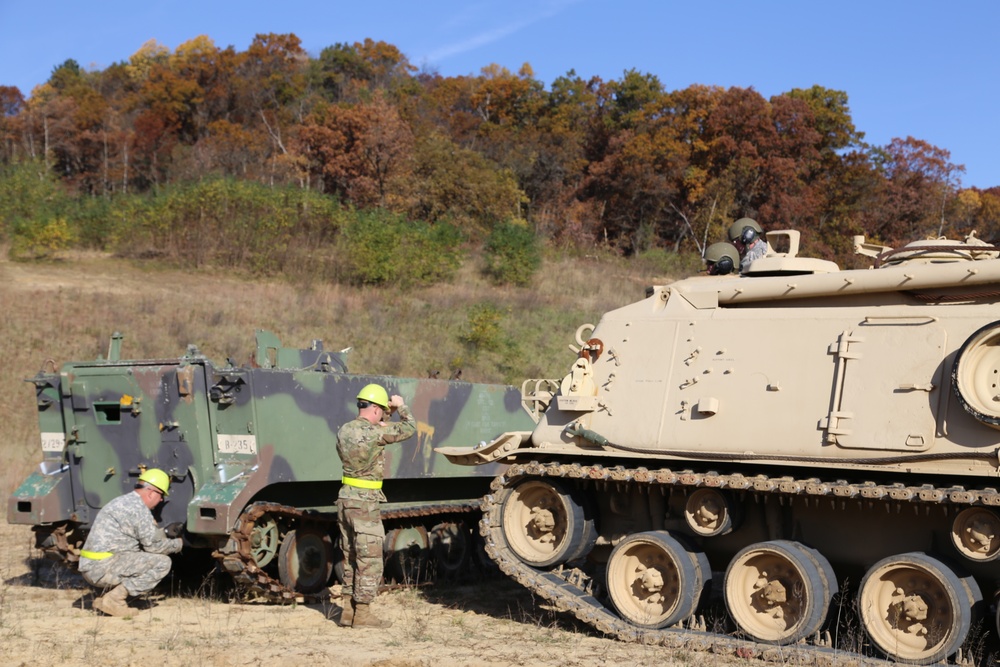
[357, 383, 389, 409]
[138, 468, 170, 496]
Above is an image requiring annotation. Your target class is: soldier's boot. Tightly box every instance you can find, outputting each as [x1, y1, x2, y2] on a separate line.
[338, 596, 355, 627]
[352, 602, 392, 629]
[93, 584, 130, 617]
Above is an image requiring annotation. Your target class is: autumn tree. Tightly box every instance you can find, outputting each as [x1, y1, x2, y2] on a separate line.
[527, 70, 599, 235]
[785, 86, 863, 159]
[949, 188, 990, 239]
[298, 92, 414, 208]
[310, 38, 416, 103]
[237, 33, 309, 182]
[171, 36, 239, 137]
[605, 69, 665, 130]
[645, 84, 723, 250]
[0, 85, 25, 163]
[405, 132, 525, 233]
[354, 38, 417, 97]
[581, 77, 721, 252]
[405, 72, 481, 146]
[967, 188, 1000, 240]
[463, 64, 547, 204]
[868, 136, 963, 244]
[702, 87, 822, 229]
[19, 60, 115, 193]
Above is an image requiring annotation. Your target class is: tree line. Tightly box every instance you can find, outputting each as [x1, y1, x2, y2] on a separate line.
[1, 33, 998, 274]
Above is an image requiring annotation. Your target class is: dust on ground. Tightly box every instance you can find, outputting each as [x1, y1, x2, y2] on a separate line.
[0, 521, 750, 667]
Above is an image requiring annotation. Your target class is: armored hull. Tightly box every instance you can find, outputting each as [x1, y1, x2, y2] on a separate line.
[441, 232, 1000, 665]
[9, 330, 534, 597]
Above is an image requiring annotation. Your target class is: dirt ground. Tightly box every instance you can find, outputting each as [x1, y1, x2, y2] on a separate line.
[0, 521, 753, 667]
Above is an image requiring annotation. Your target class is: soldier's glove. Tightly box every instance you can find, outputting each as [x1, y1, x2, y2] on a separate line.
[164, 522, 185, 539]
[180, 530, 195, 549]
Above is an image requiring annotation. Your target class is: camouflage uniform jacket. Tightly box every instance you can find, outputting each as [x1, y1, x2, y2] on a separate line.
[78, 490, 182, 563]
[741, 239, 770, 273]
[336, 404, 417, 503]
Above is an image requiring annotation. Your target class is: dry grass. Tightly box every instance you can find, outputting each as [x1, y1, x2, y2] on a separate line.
[0, 247, 677, 507]
[1, 249, 760, 666]
[0, 520, 751, 667]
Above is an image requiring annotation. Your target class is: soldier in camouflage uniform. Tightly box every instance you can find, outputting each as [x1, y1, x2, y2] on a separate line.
[728, 217, 770, 273]
[78, 468, 183, 617]
[336, 383, 416, 628]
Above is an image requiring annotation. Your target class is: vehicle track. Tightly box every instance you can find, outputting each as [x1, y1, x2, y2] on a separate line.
[480, 461, 989, 666]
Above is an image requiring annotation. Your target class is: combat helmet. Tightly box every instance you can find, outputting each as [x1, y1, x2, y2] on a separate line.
[704, 242, 739, 275]
[728, 217, 763, 245]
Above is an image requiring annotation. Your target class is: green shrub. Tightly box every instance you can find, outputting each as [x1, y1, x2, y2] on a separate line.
[400, 221, 463, 286]
[9, 216, 76, 259]
[107, 178, 342, 273]
[340, 210, 401, 285]
[0, 160, 71, 241]
[457, 301, 528, 383]
[72, 197, 116, 249]
[339, 210, 464, 287]
[483, 219, 540, 286]
[460, 302, 507, 352]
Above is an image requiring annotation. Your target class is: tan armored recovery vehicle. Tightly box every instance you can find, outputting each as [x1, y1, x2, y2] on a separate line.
[441, 230, 1000, 665]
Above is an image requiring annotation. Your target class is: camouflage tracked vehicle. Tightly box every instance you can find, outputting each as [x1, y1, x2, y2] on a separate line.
[8, 330, 533, 598]
[441, 230, 1000, 665]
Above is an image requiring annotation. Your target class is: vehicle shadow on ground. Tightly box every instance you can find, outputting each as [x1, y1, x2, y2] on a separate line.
[418, 575, 597, 634]
[66, 591, 163, 613]
[5, 556, 88, 589]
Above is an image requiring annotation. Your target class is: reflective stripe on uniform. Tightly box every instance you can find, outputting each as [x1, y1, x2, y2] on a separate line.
[342, 476, 383, 490]
[80, 549, 113, 560]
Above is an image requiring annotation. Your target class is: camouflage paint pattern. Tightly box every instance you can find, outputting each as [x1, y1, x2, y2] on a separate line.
[8, 331, 533, 549]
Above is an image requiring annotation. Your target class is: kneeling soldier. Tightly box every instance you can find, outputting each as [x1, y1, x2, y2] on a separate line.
[78, 468, 184, 616]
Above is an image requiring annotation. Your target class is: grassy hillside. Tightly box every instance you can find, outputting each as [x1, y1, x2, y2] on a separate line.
[1, 247, 681, 507]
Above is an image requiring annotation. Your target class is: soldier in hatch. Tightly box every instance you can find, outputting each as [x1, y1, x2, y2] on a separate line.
[703, 242, 740, 275]
[78, 468, 184, 617]
[335, 383, 416, 628]
[727, 217, 770, 273]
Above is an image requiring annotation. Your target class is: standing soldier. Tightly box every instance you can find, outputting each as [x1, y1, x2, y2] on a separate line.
[78, 468, 184, 617]
[336, 383, 416, 628]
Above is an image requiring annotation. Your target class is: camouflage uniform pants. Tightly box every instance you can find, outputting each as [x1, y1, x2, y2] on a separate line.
[79, 551, 173, 596]
[336, 497, 384, 604]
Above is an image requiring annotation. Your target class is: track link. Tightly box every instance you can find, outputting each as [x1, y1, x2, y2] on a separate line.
[480, 461, 989, 666]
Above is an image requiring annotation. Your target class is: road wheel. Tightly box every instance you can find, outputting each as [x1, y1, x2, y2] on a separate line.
[606, 531, 710, 628]
[383, 524, 430, 584]
[499, 478, 595, 568]
[277, 527, 334, 594]
[858, 552, 980, 665]
[724, 540, 837, 645]
[431, 520, 471, 578]
[249, 512, 280, 569]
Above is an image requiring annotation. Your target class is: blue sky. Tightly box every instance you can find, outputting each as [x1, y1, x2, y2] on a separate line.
[2, 0, 998, 188]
